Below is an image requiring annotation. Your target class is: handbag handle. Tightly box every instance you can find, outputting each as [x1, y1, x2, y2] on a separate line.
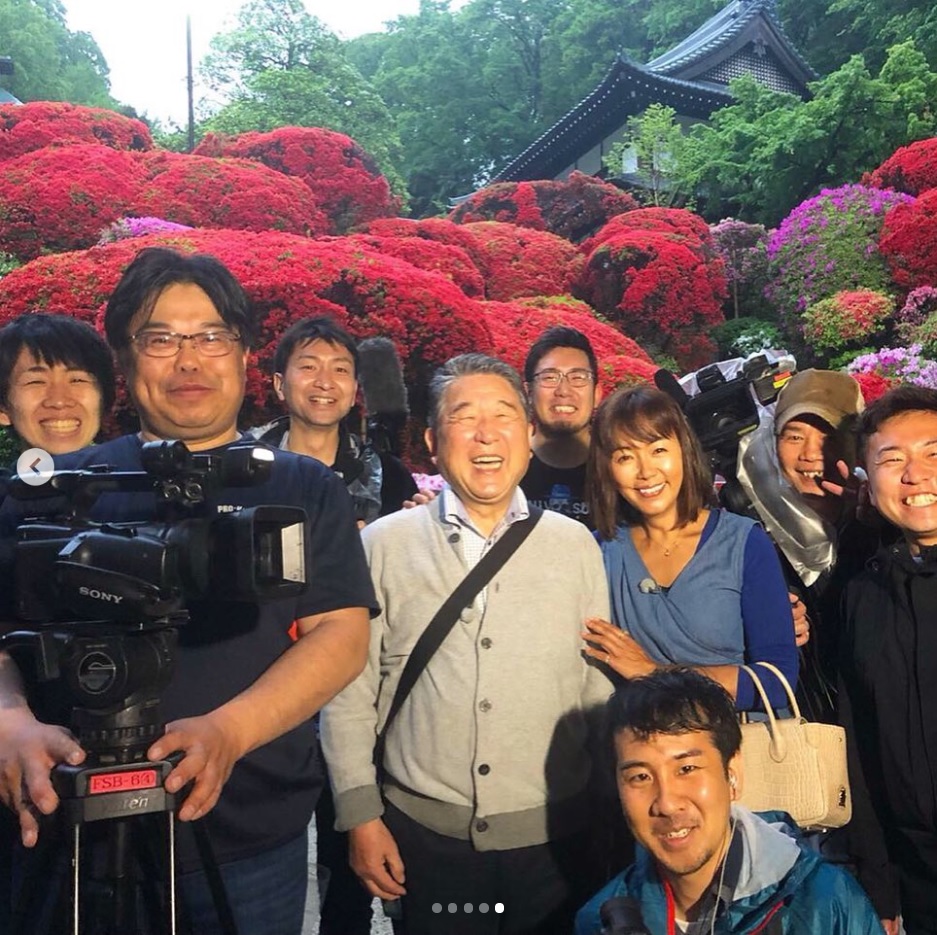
[739, 662, 801, 763]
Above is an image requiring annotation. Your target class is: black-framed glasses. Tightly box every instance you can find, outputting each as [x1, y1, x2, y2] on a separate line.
[131, 329, 242, 358]
[531, 368, 595, 389]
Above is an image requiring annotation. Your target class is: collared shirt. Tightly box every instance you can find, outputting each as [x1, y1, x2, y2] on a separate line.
[439, 484, 530, 613]
[671, 823, 744, 934]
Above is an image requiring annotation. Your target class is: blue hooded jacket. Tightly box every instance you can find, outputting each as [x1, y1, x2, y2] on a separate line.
[575, 807, 883, 935]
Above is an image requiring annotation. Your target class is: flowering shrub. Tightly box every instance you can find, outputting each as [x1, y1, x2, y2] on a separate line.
[0, 230, 493, 430]
[709, 219, 772, 320]
[0, 144, 147, 260]
[0, 146, 329, 259]
[577, 228, 726, 370]
[361, 217, 493, 281]
[136, 151, 327, 235]
[194, 127, 399, 234]
[599, 354, 659, 389]
[864, 138, 937, 196]
[583, 208, 715, 260]
[802, 289, 895, 354]
[765, 185, 912, 328]
[850, 370, 898, 404]
[847, 344, 937, 390]
[0, 102, 152, 161]
[481, 297, 654, 391]
[341, 234, 485, 297]
[879, 188, 937, 291]
[461, 222, 584, 301]
[711, 317, 783, 357]
[98, 217, 194, 245]
[448, 172, 638, 243]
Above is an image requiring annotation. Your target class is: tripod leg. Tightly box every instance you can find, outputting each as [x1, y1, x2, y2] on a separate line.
[71, 823, 80, 935]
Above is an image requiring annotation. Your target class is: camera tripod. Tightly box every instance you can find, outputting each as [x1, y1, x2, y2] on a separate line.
[1, 627, 238, 935]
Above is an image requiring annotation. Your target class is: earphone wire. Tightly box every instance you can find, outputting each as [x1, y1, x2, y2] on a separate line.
[709, 812, 738, 935]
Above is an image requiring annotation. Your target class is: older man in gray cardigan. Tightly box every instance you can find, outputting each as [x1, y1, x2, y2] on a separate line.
[321, 353, 615, 935]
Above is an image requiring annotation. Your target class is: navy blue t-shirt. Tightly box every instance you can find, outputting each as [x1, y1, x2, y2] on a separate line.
[1, 434, 377, 869]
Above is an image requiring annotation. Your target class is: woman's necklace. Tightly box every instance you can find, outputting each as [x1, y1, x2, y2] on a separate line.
[646, 529, 682, 557]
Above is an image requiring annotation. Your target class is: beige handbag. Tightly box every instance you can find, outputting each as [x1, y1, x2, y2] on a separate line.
[737, 661, 851, 830]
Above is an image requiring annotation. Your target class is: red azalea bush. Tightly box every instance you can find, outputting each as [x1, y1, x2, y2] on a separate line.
[461, 222, 584, 301]
[864, 138, 937, 196]
[341, 234, 485, 297]
[0, 102, 153, 161]
[577, 228, 727, 370]
[879, 188, 937, 291]
[194, 127, 399, 234]
[449, 172, 639, 242]
[599, 354, 659, 389]
[480, 297, 654, 391]
[0, 144, 147, 260]
[0, 146, 329, 260]
[136, 151, 327, 235]
[360, 217, 493, 280]
[850, 370, 898, 404]
[0, 229, 492, 431]
[801, 289, 895, 353]
[582, 207, 715, 259]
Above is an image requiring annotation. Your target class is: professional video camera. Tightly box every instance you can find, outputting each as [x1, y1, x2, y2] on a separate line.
[0, 440, 307, 934]
[655, 352, 795, 512]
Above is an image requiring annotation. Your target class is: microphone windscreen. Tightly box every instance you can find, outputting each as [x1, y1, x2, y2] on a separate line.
[357, 337, 409, 416]
[638, 577, 659, 595]
[653, 368, 690, 410]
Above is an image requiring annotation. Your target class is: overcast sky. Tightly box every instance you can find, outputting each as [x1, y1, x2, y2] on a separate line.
[64, 0, 431, 125]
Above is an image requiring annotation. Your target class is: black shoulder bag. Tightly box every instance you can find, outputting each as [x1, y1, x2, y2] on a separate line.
[373, 506, 543, 777]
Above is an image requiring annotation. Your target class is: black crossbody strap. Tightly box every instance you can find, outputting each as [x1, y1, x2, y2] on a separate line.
[374, 506, 543, 771]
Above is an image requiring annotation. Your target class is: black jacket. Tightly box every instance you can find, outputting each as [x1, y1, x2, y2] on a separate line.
[839, 539, 937, 928]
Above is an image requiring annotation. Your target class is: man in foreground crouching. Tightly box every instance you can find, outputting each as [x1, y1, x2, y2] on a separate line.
[575, 668, 881, 934]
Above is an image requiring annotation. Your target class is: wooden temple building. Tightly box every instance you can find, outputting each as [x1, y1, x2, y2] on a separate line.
[494, 0, 816, 183]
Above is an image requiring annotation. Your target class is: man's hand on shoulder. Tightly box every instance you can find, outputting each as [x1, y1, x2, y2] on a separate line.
[349, 817, 407, 901]
[148, 709, 246, 823]
[0, 709, 85, 846]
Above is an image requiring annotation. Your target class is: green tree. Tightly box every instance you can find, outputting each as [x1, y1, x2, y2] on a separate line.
[604, 103, 690, 206]
[676, 41, 937, 226]
[199, 0, 405, 197]
[0, 0, 114, 106]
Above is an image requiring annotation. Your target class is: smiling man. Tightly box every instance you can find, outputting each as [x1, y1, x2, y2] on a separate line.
[522, 327, 602, 526]
[0, 248, 375, 935]
[575, 668, 881, 935]
[839, 385, 937, 935]
[321, 353, 614, 935]
[253, 316, 416, 526]
[0, 313, 115, 455]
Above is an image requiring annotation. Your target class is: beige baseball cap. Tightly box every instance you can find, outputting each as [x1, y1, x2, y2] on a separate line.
[774, 369, 864, 433]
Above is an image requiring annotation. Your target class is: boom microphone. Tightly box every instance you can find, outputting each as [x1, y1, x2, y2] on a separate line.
[356, 337, 410, 455]
[653, 368, 690, 410]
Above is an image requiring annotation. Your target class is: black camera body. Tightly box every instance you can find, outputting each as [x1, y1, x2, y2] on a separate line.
[7, 440, 306, 627]
[1, 440, 307, 768]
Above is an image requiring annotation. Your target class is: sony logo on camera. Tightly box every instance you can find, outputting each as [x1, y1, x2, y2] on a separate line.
[77, 586, 124, 605]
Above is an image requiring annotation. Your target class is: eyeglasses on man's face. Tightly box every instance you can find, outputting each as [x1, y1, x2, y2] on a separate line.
[531, 368, 595, 389]
[130, 329, 242, 358]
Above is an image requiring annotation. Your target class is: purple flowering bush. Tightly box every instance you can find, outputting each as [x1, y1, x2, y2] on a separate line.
[710, 219, 772, 320]
[847, 343, 937, 389]
[97, 216, 194, 245]
[765, 185, 913, 334]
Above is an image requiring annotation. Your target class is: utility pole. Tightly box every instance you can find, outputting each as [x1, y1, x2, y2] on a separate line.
[186, 15, 195, 152]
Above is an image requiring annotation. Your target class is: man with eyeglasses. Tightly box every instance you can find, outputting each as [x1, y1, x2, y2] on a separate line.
[522, 327, 603, 527]
[0, 247, 376, 934]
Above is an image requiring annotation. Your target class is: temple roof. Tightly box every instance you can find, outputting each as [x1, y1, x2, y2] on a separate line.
[494, 0, 816, 183]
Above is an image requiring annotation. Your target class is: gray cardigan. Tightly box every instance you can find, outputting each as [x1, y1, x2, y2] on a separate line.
[320, 497, 614, 851]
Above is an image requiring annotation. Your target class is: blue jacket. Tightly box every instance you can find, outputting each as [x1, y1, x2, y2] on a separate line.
[575, 807, 883, 935]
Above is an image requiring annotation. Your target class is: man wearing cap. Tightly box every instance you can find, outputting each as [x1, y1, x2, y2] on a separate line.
[736, 368, 879, 719]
